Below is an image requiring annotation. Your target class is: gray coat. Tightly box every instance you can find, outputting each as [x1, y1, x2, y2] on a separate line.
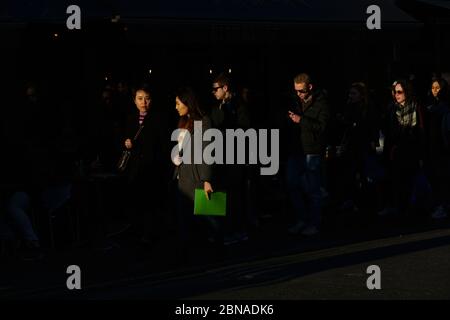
[175, 116, 213, 201]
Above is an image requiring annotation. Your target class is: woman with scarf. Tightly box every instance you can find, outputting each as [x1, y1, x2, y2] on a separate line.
[379, 80, 426, 216]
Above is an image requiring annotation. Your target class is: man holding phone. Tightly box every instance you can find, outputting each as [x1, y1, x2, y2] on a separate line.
[286, 73, 330, 236]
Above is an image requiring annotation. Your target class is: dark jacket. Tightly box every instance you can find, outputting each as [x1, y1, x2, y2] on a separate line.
[338, 101, 379, 158]
[297, 91, 331, 155]
[124, 109, 169, 185]
[383, 101, 425, 169]
[424, 97, 450, 157]
[209, 95, 250, 131]
[209, 95, 250, 188]
[175, 116, 213, 201]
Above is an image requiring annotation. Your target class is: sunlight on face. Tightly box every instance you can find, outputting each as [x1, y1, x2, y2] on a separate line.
[394, 84, 406, 106]
[134, 90, 151, 112]
[431, 81, 441, 98]
[175, 97, 189, 116]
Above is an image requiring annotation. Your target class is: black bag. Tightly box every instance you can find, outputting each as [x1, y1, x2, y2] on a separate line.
[117, 125, 144, 173]
[117, 150, 132, 173]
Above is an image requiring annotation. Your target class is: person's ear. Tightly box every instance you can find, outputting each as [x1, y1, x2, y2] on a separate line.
[309, 84, 313, 91]
[223, 85, 228, 92]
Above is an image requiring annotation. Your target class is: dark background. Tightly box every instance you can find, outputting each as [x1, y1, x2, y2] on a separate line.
[1, 0, 450, 300]
[1, 0, 449, 124]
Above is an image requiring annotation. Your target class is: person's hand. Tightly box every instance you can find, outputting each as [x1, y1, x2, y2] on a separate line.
[204, 181, 213, 200]
[288, 111, 301, 124]
[172, 155, 182, 166]
[125, 139, 132, 149]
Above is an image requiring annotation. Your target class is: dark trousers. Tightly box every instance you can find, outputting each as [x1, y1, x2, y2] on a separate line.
[215, 164, 247, 236]
[428, 154, 450, 207]
[286, 154, 323, 227]
[127, 176, 164, 239]
[175, 186, 223, 247]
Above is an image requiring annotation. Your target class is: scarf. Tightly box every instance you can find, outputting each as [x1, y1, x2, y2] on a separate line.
[396, 101, 417, 127]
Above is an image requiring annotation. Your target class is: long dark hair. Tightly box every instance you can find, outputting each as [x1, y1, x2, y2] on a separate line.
[392, 79, 415, 106]
[176, 86, 203, 132]
[349, 82, 369, 118]
[431, 77, 449, 103]
[392, 79, 421, 128]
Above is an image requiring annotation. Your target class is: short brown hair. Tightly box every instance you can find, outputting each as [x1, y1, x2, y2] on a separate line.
[294, 73, 312, 86]
[213, 72, 232, 89]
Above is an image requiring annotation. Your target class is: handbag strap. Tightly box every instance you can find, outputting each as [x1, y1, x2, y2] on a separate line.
[132, 125, 144, 142]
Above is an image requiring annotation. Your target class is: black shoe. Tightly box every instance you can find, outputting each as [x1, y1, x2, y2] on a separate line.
[139, 234, 158, 249]
[93, 239, 120, 252]
[18, 246, 44, 262]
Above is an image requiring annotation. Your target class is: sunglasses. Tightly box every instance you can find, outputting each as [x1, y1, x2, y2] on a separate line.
[212, 86, 223, 92]
[394, 90, 404, 95]
[295, 89, 309, 94]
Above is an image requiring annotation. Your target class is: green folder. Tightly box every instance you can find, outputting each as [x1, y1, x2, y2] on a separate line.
[194, 189, 227, 216]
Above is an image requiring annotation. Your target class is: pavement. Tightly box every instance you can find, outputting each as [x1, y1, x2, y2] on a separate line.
[1, 208, 450, 300]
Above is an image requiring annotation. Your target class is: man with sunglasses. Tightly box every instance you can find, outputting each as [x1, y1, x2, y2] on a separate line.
[211, 73, 250, 130]
[210, 73, 250, 245]
[287, 73, 330, 236]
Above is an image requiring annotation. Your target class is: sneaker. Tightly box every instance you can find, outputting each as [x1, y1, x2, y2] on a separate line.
[301, 226, 319, 236]
[106, 222, 131, 238]
[93, 239, 120, 251]
[139, 234, 158, 248]
[234, 232, 249, 243]
[377, 207, 398, 217]
[432, 206, 448, 219]
[340, 200, 357, 212]
[288, 221, 306, 235]
[223, 234, 239, 246]
[18, 242, 44, 262]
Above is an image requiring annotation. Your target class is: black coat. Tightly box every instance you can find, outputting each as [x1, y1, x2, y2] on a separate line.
[424, 97, 450, 157]
[382, 102, 425, 169]
[209, 96, 250, 131]
[338, 102, 379, 157]
[297, 91, 331, 155]
[124, 109, 170, 186]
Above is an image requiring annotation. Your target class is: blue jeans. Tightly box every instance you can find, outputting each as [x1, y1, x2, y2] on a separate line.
[7, 192, 39, 241]
[286, 154, 323, 228]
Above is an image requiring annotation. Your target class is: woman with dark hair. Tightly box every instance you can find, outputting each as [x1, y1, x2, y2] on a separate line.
[335, 82, 379, 212]
[122, 85, 169, 244]
[172, 87, 217, 255]
[424, 78, 450, 219]
[379, 80, 426, 216]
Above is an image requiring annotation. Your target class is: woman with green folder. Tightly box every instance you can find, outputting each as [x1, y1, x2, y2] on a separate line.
[172, 87, 219, 253]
